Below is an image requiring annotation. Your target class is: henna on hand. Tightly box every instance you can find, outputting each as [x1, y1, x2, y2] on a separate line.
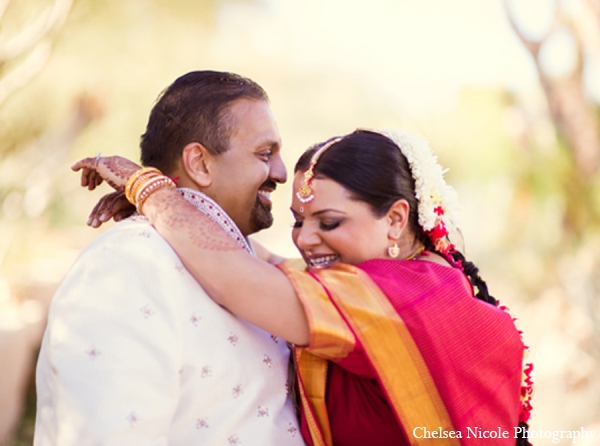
[102, 157, 136, 191]
[102, 193, 135, 221]
[87, 191, 135, 228]
[72, 155, 142, 193]
[73, 155, 142, 227]
[114, 208, 134, 222]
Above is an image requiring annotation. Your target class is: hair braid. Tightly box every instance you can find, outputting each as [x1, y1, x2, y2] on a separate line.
[449, 250, 497, 306]
[516, 422, 532, 446]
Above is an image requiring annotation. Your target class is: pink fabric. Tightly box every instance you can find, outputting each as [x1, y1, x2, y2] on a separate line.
[358, 259, 523, 445]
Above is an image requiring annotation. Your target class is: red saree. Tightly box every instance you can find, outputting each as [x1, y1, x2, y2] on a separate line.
[279, 258, 524, 446]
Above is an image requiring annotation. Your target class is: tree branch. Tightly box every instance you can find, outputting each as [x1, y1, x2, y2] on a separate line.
[0, 42, 50, 106]
[0, 0, 73, 62]
[0, 0, 11, 24]
[504, 0, 600, 176]
[502, 0, 560, 58]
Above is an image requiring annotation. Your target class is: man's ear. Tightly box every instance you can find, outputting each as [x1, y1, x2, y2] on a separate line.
[387, 199, 411, 240]
[181, 142, 213, 187]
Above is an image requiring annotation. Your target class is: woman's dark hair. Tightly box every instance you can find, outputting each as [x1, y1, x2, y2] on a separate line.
[140, 70, 268, 175]
[294, 129, 496, 306]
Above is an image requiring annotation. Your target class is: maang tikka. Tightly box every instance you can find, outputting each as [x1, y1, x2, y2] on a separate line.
[296, 137, 343, 203]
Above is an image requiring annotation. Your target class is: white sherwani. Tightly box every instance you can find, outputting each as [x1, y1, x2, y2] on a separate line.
[35, 189, 304, 446]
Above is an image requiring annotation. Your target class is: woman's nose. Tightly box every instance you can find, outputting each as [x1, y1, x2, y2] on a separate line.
[295, 223, 320, 251]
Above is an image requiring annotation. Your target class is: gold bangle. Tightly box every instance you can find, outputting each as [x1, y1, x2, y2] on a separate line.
[126, 168, 162, 204]
[136, 177, 176, 214]
[129, 171, 161, 204]
[125, 167, 162, 204]
[134, 175, 168, 206]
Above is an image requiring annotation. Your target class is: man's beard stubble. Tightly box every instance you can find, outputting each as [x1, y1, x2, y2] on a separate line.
[249, 197, 273, 233]
[248, 179, 277, 233]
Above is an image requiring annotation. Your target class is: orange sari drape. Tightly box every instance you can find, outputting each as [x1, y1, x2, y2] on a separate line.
[279, 259, 523, 446]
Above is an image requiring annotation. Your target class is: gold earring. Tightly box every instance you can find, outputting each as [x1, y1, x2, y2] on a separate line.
[388, 241, 400, 258]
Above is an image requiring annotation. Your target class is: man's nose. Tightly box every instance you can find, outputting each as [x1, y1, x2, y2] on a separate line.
[269, 153, 287, 184]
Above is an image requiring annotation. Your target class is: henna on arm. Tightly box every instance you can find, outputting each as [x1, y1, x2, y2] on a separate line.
[71, 155, 309, 344]
[144, 187, 309, 345]
[162, 206, 240, 253]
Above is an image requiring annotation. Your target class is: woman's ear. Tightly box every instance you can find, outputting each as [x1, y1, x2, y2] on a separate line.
[181, 142, 212, 187]
[387, 199, 410, 240]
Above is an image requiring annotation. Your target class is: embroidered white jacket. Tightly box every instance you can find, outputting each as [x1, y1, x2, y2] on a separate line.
[35, 190, 303, 446]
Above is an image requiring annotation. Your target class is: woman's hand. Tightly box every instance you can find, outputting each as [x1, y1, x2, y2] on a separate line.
[71, 155, 141, 192]
[87, 191, 136, 228]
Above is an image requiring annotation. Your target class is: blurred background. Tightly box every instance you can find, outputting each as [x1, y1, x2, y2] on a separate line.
[1, 0, 599, 444]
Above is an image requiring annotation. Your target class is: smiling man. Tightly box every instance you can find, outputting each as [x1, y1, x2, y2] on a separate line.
[34, 71, 304, 446]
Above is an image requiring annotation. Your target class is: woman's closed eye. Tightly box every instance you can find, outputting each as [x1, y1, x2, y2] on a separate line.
[319, 220, 341, 231]
[292, 220, 340, 230]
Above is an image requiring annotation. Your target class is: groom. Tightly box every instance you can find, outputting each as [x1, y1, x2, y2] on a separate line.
[35, 71, 304, 445]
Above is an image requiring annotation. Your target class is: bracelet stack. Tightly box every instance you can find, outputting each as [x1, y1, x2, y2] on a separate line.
[125, 167, 176, 213]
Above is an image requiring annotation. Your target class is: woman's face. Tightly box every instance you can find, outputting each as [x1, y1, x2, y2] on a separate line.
[291, 172, 391, 269]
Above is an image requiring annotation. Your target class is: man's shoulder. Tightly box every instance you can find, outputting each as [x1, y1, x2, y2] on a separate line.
[63, 216, 182, 285]
[82, 216, 169, 255]
[52, 216, 196, 307]
[89, 215, 154, 242]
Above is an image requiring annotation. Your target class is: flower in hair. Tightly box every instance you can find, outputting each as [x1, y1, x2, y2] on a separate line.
[383, 130, 460, 254]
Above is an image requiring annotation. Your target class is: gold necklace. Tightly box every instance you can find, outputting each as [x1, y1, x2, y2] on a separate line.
[404, 245, 425, 261]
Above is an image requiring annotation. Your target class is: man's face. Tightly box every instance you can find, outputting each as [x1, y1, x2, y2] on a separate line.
[208, 98, 286, 236]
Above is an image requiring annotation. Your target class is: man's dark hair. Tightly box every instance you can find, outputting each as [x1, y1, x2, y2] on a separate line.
[140, 71, 268, 174]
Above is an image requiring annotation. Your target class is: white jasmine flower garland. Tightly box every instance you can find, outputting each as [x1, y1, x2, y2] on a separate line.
[383, 130, 460, 253]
